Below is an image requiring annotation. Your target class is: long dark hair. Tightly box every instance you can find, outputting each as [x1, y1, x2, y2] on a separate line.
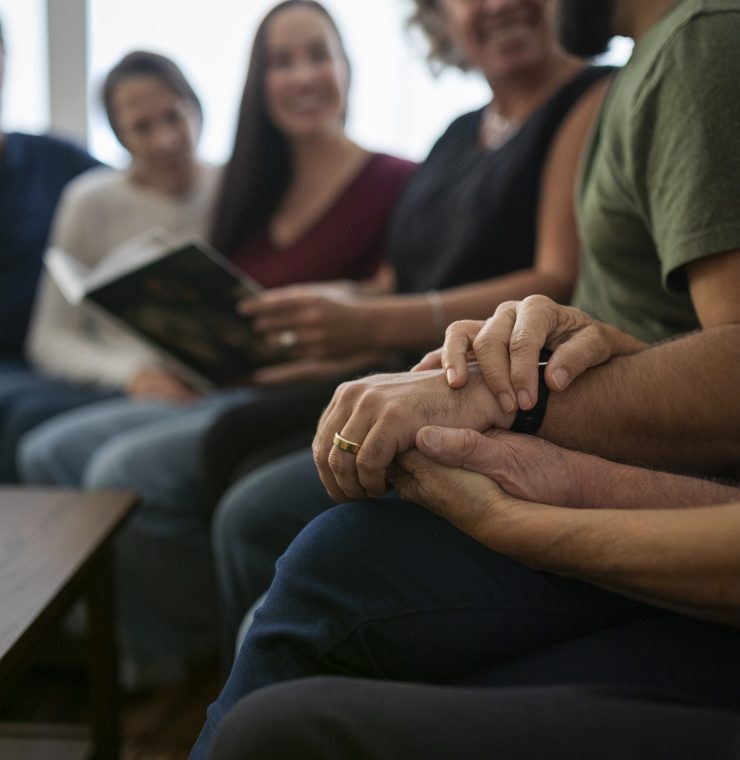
[209, 0, 349, 256]
[102, 51, 203, 148]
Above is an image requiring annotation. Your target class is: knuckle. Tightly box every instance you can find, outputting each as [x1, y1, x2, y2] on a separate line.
[495, 300, 519, 315]
[508, 329, 537, 355]
[521, 294, 552, 310]
[461, 428, 483, 457]
[471, 329, 498, 353]
[327, 447, 355, 476]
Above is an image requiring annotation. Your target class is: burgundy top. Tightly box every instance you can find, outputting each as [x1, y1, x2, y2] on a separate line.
[230, 153, 416, 288]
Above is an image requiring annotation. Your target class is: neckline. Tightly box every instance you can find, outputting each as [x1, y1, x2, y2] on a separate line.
[474, 64, 596, 154]
[266, 151, 377, 251]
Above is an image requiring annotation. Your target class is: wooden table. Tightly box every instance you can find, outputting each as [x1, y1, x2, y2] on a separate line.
[0, 488, 137, 760]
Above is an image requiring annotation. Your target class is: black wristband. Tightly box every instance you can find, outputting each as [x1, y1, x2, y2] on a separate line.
[510, 349, 552, 435]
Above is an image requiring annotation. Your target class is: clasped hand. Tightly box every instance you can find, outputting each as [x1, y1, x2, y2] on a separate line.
[313, 366, 514, 502]
[414, 295, 646, 410]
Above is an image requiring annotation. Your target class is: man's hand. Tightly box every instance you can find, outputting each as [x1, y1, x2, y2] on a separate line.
[126, 368, 199, 403]
[398, 426, 604, 510]
[313, 367, 513, 503]
[414, 296, 646, 413]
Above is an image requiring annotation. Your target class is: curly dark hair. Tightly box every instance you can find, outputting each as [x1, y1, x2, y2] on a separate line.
[407, 0, 470, 72]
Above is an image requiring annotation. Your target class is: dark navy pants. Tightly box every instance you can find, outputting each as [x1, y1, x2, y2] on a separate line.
[210, 678, 740, 760]
[191, 498, 740, 758]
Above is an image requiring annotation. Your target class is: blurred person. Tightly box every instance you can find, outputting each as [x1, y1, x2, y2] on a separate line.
[0, 50, 220, 481]
[190, 0, 740, 752]
[19, 0, 414, 689]
[205, 0, 613, 650]
[0, 15, 101, 477]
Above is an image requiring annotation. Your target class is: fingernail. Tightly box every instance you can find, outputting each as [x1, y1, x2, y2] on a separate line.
[552, 368, 569, 390]
[446, 367, 457, 385]
[517, 390, 532, 410]
[421, 427, 442, 449]
[498, 393, 516, 414]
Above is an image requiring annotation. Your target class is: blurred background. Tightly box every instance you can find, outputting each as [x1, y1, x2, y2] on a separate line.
[0, 0, 632, 165]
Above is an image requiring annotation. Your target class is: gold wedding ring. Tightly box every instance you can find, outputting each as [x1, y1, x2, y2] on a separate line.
[333, 432, 362, 455]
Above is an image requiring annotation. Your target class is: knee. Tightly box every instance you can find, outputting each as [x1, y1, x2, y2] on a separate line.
[210, 678, 355, 760]
[212, 479, 258, 560]
[17, 423, 67, 484]
[271, 499, 428, 600]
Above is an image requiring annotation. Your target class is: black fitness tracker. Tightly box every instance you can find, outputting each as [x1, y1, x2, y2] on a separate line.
[510, 348, 552, 435]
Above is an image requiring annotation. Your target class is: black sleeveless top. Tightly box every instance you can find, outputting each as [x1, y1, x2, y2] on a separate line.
[389, 66, 613, 293]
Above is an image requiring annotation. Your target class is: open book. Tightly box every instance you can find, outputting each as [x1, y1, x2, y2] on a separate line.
[45, 229, 279, 388]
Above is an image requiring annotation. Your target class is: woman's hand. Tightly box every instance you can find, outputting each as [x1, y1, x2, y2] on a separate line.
[414, 296, 646, 413]
[238, 283, 375, 359]
[313, 366, 513, 504]
[125, 368, 199, 403]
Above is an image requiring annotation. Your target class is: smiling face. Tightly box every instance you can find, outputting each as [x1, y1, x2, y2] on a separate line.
[262, 5, 349, 142]
[441, 0, 557, 83]
[111, 75, 200, 194]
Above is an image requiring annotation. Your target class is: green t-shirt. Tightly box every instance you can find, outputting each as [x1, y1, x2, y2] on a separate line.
[573, 0, 740, 342]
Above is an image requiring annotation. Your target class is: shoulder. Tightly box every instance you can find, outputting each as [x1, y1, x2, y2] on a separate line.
[57, 167, 127, 213]
[5, 131, 100, 171]
[631, 1, 740, 108]
[38, 132, 99, 164]
[431, 109, 482, 152]
[364, 153, 418, 186]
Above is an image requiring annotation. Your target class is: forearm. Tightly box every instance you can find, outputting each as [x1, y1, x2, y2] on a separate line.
[567, 452, 740, 509]
[540, 324, 740, 476]
[479, 499, 740, 627]
[369, 269, 575, 354]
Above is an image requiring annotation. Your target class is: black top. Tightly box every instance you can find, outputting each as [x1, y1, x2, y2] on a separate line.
[389, 66, 613, 293]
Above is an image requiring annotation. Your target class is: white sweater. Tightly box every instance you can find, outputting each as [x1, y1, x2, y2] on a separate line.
[26, 164, 220, 387]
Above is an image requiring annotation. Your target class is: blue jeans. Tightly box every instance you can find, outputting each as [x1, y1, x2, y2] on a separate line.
[0, 360, 119, 481]
[190, 498, 740, 758]
[18, 389, 262, 681]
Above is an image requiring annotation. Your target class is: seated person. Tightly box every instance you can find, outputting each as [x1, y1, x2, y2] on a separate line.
[207, 443, 740, 759]
[19, 0, 415, 688]
[0, 15, 101, 478]
[189, 0, 740, 752]
[204, 0, 740, 653]
[203, 0, 612, 648]
[200, 0, 612, 504]
[0, 50, 220, 483]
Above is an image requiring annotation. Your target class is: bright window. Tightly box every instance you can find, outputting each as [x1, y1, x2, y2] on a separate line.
[84, 2, 631, 167]
[88, 0, 489, 166]
[0, 0, 48, 133]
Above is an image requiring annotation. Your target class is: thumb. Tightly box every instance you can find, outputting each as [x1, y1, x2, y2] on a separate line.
[415, 426, 494, 471]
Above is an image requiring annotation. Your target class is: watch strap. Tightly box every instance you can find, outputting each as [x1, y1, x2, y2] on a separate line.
[510, 349, 552, 435]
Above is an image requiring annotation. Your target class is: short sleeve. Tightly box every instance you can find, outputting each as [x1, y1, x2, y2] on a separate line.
[629, 11, 740, 292]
